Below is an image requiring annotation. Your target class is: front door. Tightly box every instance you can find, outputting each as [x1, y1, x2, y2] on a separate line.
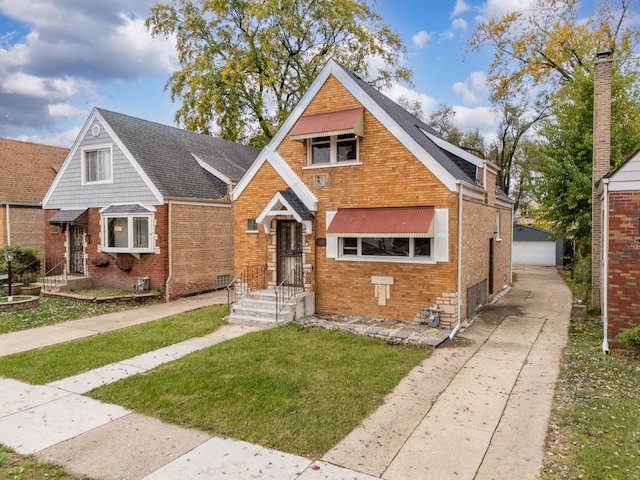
[69, 225, 84, 275]
[277, 220, 303, 286]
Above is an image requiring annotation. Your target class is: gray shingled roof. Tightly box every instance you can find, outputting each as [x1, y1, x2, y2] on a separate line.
[97, 109, 260, 200]
[279, 188, 314, 221]
[335, 63, 483, 188]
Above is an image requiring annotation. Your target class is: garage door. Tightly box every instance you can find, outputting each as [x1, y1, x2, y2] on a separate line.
[513, 241, 556, 266]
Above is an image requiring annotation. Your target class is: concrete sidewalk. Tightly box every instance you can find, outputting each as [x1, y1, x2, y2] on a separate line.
[0, 265, 571, 479]
[0, 290, 230, 357]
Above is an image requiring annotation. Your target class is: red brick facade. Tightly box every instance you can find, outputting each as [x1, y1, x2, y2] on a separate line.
[607, 190, 640, 347]
[45, 201, 233, 299]
[234, 73, 512, 327]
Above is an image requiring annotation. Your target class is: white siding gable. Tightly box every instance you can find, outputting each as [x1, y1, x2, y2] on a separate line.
[43, 111, 162, 210]
[609, 150, 640, 192]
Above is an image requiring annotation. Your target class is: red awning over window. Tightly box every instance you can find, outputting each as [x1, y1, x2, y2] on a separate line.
[327, 207, 435, 238]
[289, 107, 364, 140]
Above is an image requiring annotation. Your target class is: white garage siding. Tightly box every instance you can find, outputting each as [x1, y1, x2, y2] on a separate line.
[513, 241, 557, 266]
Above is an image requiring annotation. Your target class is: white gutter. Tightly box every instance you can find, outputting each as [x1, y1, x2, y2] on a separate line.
[449, 182, 463, 339]
[4, 203, 10, 246]
[165, 200, 173, 302]
[602, 179, 610, 354]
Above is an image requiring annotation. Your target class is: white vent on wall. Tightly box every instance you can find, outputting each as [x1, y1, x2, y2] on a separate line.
[313, 174, 328, 188]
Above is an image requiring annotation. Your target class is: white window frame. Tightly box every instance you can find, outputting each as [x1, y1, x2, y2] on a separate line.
[101, 212, 154, 254]
[337, 237, 434, 264]
[495, 210, 502, 241]
[81, 144, 113, 185]
[326, 209, 449, 263]
[306, 134, 360, 167]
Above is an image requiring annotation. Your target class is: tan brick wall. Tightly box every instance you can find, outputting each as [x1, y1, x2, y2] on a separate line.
[234, 74, 511, 327]
[7, 207, 46, 255]
[167, 202, 235, 300]
[592, 53, 613, 309]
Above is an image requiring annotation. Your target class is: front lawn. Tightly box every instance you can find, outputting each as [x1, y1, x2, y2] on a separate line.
[0, 306, 226, 383]
[88, 324, 430, 459]
[0, 297, 154, 334]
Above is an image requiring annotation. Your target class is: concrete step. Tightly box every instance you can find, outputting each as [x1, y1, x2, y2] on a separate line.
[225, 314, 283, 329]
[226, 290, 315, 328]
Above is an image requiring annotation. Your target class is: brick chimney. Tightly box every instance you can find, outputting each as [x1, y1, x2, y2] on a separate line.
[592, 51, 612, 310]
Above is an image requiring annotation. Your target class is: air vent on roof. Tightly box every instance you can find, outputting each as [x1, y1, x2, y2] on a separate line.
[313, 174, 328, 188]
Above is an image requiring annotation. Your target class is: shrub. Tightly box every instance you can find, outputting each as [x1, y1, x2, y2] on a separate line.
[0, 245, 41, 284]
[618, 326, 640, 352]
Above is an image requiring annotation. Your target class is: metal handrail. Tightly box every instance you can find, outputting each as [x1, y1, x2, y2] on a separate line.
[226, 264, 267, 309]
[41, 258, 66, 292]
[275, 264, 306, 323]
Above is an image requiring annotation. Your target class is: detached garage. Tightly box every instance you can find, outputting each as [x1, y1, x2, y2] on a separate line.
[513, 226, 563, 266]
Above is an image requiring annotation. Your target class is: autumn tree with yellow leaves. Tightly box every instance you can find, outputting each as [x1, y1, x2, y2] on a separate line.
[469, 0, 640, 249]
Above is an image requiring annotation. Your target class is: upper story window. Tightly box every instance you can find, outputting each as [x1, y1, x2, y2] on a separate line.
[82, 145, 112, 184]
[309, 134, 359, 165]
[290, 107, 364, 168]
[100, 205, 154, 254]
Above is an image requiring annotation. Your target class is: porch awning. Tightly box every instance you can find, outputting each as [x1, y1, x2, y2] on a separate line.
[289, 107, 364, 140]
[326, 207, 435, 238]
[256, 188, 315, 234]
[48, 209, 87, 224]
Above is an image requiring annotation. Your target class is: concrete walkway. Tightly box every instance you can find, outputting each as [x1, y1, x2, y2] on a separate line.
[0, 266, 572, 479]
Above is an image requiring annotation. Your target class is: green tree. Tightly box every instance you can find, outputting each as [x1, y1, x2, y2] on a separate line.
[146, 0, 411, 145]
[535, 65, 640, 251]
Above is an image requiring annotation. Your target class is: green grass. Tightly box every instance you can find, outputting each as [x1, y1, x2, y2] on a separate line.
[0, 444, 92, 480]
[541, 312, 640, 480]
[0, 306, 227, 384]
[0, 297, 155, 334]
[88, 324, 430, 459]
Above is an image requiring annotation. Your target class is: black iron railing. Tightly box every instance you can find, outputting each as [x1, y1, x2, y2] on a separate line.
[275, 263, 307, 323]
[226, 264, 267, 309]
[41, 257, 88, 291]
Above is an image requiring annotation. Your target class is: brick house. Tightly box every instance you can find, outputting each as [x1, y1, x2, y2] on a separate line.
[230, 60, 513, 331]
[599, 154, 640, 350]
[0, 138, 67, 254]
[42, 108, 259, 299]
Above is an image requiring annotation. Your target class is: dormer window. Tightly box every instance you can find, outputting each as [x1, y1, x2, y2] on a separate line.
[310, 134, 358, 165]
[290, 107, 363, 167]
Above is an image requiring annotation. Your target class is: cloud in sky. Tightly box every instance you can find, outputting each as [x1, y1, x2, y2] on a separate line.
[412, 30, 432, 48]
[478, 0, 535, 19]
[452, 71, 488, 105]
[0, 0, 176, 137]
[452, 0, 470, 18]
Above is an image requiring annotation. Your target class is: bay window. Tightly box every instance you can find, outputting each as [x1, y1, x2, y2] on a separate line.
[101, 205, 154, 253]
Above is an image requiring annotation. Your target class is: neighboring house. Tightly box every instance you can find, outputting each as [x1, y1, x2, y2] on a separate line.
[598, 151, 640, 350]
[593, 51, 640, 351]
[513, 225, 564, 266]
[42, 108, 259, 299]
[230, 60, 513, 330]
[0, 138, 67, 254]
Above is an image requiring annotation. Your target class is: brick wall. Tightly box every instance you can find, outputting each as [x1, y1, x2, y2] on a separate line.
[7, 206, 46, 255]
[607, 191, 640, 347]
[89, 207, 168, 293]
[166, 202, 235, 300]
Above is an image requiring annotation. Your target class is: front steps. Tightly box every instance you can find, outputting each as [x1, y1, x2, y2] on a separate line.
[226, 289, 315, 328]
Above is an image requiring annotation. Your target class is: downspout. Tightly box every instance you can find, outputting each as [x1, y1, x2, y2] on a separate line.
[602, 179, 610, 354]
[5, 203, 10, 246]
[165, 200, 173, 302]
[449, 182, 463, 339]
